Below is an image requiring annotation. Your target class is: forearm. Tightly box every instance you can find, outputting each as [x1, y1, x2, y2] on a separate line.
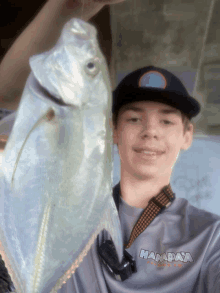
[0, 0, 105, 110]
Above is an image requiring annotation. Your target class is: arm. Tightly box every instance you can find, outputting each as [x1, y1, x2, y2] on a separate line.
[0, 0, 125, 111]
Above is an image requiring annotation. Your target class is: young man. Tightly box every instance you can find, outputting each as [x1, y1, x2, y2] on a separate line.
[59, 66, 220, 293]
[112, 66, 196, 210]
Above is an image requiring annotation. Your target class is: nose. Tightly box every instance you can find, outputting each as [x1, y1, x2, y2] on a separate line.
[139, 117, 160, 139]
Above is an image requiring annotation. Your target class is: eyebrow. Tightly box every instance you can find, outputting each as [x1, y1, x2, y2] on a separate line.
[121, 106, 180, 115]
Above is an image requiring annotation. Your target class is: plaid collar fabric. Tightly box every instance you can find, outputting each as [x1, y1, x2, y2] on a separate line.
[113, 183, 176, 249]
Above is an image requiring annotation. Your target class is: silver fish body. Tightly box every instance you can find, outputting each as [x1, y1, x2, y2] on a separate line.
[0, 18, 123, 293]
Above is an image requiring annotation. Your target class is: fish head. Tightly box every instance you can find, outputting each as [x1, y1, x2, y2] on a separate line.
[30, 18, 112, 109]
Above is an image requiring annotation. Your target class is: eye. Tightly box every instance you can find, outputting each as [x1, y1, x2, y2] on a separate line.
[87, 62, 94, 69]
[127, 118, 140, 123]
[84, 58, 100, 77]
[162, 120, 173, 125]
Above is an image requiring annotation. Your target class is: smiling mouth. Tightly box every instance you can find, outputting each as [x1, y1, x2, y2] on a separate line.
[134, 149, 165, 156]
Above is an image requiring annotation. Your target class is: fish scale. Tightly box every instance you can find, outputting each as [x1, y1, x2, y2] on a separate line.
[0, 18, 123, 292]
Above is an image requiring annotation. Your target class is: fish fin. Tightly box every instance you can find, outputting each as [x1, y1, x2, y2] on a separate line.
[11, 108, 55, 188]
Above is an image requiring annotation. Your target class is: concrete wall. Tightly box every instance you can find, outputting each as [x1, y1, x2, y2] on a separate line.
[110, 0, 220, 135]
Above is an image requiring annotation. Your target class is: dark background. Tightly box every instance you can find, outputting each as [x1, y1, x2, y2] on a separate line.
[0, 0, 46, 61]
[0, 1, 112, 67]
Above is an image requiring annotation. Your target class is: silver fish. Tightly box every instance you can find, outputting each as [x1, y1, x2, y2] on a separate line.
[0, 18, 123, 293]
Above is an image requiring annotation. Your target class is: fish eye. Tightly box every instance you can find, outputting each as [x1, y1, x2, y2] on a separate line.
[85, 59, 100, 77]
[87, 62, 95, 69]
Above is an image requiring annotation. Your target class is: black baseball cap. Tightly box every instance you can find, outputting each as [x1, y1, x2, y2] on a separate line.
[112, 66, 201, 120]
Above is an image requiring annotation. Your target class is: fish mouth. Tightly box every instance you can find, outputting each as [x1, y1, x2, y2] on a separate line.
[70, 27, 90, 40]
[69, 19, 94, 40]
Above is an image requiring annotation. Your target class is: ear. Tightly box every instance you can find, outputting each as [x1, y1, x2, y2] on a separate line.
[113, 126, 118, 145]
[181, 123, 194, 151]
[109, 117, 119, 145]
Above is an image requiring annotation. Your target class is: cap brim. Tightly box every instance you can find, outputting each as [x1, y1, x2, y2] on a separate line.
[112, 87, 201, 119]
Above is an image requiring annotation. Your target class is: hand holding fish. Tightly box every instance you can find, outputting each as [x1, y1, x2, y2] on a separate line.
[54, 0, 126, 20]
[54, 0, 126, 30]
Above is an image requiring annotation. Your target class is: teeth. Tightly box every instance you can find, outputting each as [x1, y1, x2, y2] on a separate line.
[135, 150, 163, 155]
[142, 151, 157, 155]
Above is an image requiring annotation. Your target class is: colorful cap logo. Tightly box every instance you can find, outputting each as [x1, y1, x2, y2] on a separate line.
[138, 71, 167, 89]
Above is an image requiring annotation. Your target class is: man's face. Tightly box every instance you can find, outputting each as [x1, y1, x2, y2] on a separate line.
[113, 101, 194, 181]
